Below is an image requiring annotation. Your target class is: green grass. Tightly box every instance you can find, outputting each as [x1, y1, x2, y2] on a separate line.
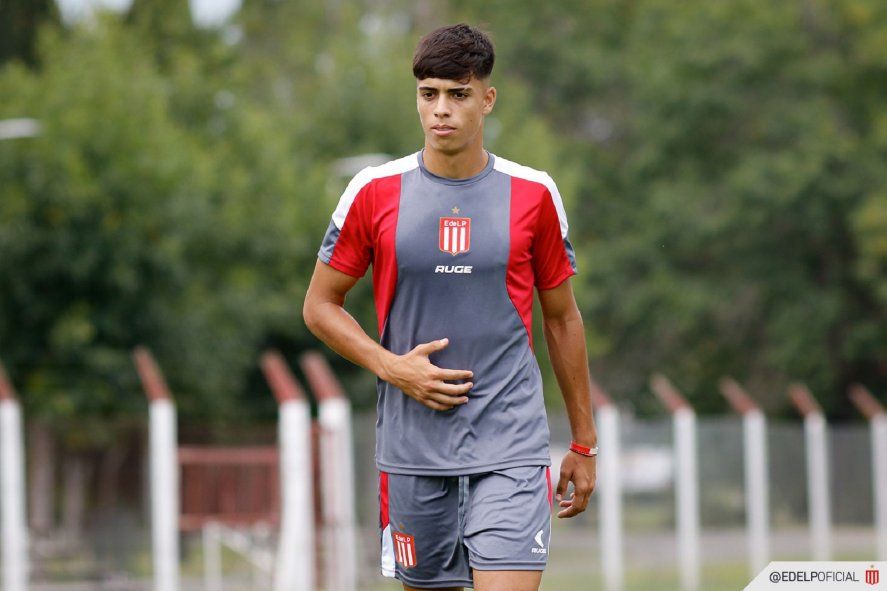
[363, 560, 751, 590]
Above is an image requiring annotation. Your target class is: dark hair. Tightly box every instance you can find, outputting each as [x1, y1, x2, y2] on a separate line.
[412, 24, 495, 81]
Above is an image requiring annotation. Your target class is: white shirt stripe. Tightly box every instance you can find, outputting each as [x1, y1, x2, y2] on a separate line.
[331, 152, 420, 230]
[492, 156, 570, 239]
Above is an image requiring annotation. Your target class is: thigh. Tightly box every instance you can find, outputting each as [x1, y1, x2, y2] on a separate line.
[380, 472, 473, 589]
[463, 466, 552, 572]
[472, 569, 542, 591]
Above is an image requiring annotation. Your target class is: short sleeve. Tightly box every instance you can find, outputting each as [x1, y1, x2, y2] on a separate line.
[317, 179, 374, 278]
[532, 187, 577, 290]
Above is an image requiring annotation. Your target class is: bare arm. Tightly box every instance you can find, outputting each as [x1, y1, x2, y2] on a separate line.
[538, 278, 597, 518]
[303, 260, 473, 410]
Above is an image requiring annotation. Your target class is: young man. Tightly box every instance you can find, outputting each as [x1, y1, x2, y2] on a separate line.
[303, 23, 597, 591]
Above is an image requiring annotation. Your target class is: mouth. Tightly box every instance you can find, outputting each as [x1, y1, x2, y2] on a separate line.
[431, 125, 456, 137]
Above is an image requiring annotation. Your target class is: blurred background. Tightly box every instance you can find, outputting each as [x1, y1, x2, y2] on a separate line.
[0, 0, 885, 590]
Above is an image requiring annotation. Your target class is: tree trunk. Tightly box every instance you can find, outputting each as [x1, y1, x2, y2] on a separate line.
[62, 453, 92, 539]
[97, 443, 128, 515]
[28, 421, 55, 535]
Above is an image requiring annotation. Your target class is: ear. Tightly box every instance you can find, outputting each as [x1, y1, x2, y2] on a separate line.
[482, 85, 497, 116]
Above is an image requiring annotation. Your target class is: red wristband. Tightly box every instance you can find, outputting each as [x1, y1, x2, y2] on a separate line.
[570, 442, 598, 457]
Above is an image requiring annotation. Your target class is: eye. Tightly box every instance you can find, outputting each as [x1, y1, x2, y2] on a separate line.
[421, 91, 435, 100]
[454, 92, 466, 99]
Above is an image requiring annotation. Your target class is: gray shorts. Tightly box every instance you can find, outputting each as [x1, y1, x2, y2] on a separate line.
[379, 465, 552, 589]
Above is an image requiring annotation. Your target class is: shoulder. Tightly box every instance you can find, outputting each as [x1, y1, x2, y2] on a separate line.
[332, 152, 420, 228]
[492, 155, 569, 237]
[347, 152, 420, 194]
[492, 155, 559, 196]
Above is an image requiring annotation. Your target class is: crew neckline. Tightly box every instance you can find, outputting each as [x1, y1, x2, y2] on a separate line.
[417, 150, 496, 186]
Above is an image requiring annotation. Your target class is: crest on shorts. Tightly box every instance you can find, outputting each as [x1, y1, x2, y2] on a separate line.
[392, 531, 417, 568]
[439, 217, 471, 256]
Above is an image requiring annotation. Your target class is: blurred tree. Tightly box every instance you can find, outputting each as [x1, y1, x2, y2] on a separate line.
[0, 16, 313, 434]
[0, 0, 883, 425]
[0, 0, 61, 67]
[458, 0, 886, 415]
[126, 0, 198, 63]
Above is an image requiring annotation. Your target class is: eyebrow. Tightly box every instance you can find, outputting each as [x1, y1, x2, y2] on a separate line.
[418, 86, 473, 94]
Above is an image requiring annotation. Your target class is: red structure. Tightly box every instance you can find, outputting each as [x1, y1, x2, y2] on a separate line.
[719, 378, 760, 415]
[650, 373, 691, 412]
[133, 347, 282, 532]
[178, 446, 280, 531]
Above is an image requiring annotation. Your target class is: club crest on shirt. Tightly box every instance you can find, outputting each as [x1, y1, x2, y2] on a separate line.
[392, 531, 418, 568]
[439, 217, 471, 255]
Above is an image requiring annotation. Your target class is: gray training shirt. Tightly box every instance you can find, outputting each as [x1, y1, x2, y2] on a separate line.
[318, 151, 577, 475]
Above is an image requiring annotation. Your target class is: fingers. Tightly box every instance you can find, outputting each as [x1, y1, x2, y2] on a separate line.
[412, 338, 449, 356]
[415, 384, 470, 410]
[556, 479, 594, 519]
[422, 398, 460, 411]
[410, 339, 473, 380]
[436, 367, 474, 380]
[555, 470, 569, 502]
[557, 501, 584, 519]
[425, 390, 469, 406]
[557, 494, 589, 518]
[397, 338, 475, 411]
[434, 381, 473, 395]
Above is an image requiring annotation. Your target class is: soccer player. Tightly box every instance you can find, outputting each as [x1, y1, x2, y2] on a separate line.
[303, 23, 597, 591]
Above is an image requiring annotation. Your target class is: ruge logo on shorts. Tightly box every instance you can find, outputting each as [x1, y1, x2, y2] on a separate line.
[392, 531, 417, 568]
[531, 529, 547, 554]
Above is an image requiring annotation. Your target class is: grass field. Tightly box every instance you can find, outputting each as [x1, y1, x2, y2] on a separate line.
[364, 519, 754, 591]
[366, 564, 751, 591]
[168, 521, 876, 591]
[361, 522, 879, 591]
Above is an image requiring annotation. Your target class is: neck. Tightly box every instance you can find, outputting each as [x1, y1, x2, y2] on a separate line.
[422, 143, 488, 179]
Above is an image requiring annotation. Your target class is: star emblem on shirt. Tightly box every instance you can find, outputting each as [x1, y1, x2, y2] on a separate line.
[451, 206, 460, 214]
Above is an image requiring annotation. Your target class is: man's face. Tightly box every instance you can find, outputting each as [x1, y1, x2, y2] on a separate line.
[416, 76, 496, 155]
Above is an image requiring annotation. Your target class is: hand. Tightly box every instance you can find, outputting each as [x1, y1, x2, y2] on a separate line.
[555, 450, 596, 518]
[380, 338, 473, 411]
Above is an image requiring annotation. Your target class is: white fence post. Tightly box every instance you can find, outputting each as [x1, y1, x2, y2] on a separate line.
[651, 374, 700, 591]
[134, 348, 180, 591]
[0, 364, 28, 591]
[591, 379, 623, 591]
[789, 384, 831, 561]
[151, 400, 180, 591]
[849, 384, 887, 560]
[806, 413, 830, 560]
[874, 415, 887, 561]
[261, 351, 315, 591]
[203, 521, 223, 591]
[720, 378, 769, 576]
[674, 408, 700, 591]
[302, 352, 357, 591]
[744, 410, 769, 571]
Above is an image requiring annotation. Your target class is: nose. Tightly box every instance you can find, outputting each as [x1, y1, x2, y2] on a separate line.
[433, 95, 451, 119]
